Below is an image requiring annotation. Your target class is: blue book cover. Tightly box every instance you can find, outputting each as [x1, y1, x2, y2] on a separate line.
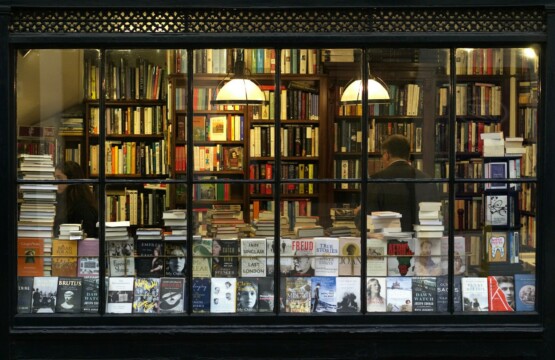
[514, 274, 535, 312]
[192, 278, 211, 313]
[311, 276, 336, 313]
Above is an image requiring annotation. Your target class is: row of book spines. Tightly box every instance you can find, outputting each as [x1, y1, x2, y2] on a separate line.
[89, 140, 167, 176]
[448, 48, 538, 76]
[189, 114, 244, 142]
[250, 125, 319, 158]
[89, 105, 166, 136]
[106, 190, 165, 226]
[251, 199, 314, 220]
[518, 108, 537, 140]
[520, 215, 536, 248]
[437, 83, 503, 116]
[105, 58, 166, 101]
[192, 183, 231, 201]
[191, 145, 242, 172]
[434, 121, 501, 153]
[454, 198, 483, 231]
[254, 89, 320, 121]
[17, 142, 56, 156]
[520, 183, 535, 213]
[248, 163, 317, 195]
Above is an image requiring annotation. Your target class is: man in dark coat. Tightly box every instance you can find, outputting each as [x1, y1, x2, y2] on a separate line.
[355, 134, 439, 231]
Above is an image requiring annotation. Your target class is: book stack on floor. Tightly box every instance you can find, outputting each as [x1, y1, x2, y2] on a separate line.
[17, 154, 57, 277]
[162, 209, 187, 241]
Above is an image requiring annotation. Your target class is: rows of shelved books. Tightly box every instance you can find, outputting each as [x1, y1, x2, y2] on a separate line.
[520, 214, 536, 248]
[104, 56, 167, 101]
[89, 140, 168, 176]
[192, 180, 233, 202]
[58, 117, 84, 136]
[437, 83, 502, 116]
[250, 199, 316, 227]
[249, 162, 318, 196]
[454, 198, 483, 231]
[105, 187, 166, 226]
[338, 83, 422, 117]
[518, 108, 538, 140]
[434, 121, 502, 153]
[17, 276, 101, 314]
[449, 48, 539, 76]
[192, 145, 243, 172]
[17, 154, 57, 277]
[88, 105, 167, 135]
[249, 125, 320, 158]
[17, 125, 56, 156]
[253, 85, 320, 121]
[192, 114, 244, 142]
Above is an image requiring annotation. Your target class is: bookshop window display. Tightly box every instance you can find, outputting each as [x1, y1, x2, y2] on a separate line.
[15, 47, 537, 317]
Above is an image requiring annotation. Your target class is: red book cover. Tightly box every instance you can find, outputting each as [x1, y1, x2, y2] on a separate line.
[488, 276, 515, 312]
[249, 164, 256, 193]
[17, 238, 45, 277]
[265, 163, 273, 195]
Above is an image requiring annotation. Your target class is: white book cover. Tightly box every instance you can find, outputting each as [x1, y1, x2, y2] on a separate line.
[240, 238, 267, 277]
[386, 277, 413, 312]
[366, 277, 387, 312]
[336, 277, 361, 313]
[314, 237, 339, 277]
[338, 237, 361, 276]
[413, 238, 442, 276]
[210, 277, 237, 313]
[366, 238, 387, 277]
[462, 277, 488, 312]
[106, 277, 135, 314]
[440, 236, 467, 275]
[485, 194, 508, 226]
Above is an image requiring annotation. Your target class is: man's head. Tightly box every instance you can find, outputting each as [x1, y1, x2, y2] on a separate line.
[419, 239, 433, 256]
[64, 291, 74, 303]
[496, 276, 515, 307]
[293, 252, 312, 274]
[381, 135, 410, 166]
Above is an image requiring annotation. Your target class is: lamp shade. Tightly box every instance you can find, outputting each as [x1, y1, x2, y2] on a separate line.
[340, 78, 390, 104]
[214, 78, 266, 105]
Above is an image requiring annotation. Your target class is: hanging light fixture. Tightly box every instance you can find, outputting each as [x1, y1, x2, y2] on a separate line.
[340, 63, 390, 104]
[213, 49, 265, 105]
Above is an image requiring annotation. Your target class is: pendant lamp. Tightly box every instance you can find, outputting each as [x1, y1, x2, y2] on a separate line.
[340, 68, 390, 104]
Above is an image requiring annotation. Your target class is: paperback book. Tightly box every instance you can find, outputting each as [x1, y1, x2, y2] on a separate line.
[311, 276, 337, 313]
[386, 277, 413, 312]
[106, 276, 135, 314]
[159, 277, 186, 313]
[55, 276, 83, 313]
[336, 277, 361, 313]
[191, 277, 211, 313]
[133, 277, 161, 313]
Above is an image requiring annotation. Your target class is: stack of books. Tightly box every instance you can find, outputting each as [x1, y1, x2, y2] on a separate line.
[206, 208, 249, 239]
[103, 221, 131, 241]
[135, 227, 163, 241]
[329, 207, 358, 236]
[367, 211, 403, 237]
[481, 132, 505, 157]
[58, 223, 84, 240]
[293, 215, 324, 238]
[413, 202, 444, 237]
[18, 154, 57, 276]
[162, 209, 187, 241]
[504, 137, 526, 155]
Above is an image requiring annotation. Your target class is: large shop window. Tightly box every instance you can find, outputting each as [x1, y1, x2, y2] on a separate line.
[15, 47, 537, 317]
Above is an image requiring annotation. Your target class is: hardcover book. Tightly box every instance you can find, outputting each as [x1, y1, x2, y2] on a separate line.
[192, 237, 212, 278]
[236, 278, 258, 312]
[135, 240, 164, 277]
[386, 277, 413, 312]
[210, 277, 237, 313]
[514, 273, 535, 312]
[488, 275, 515, 311]
[436, 275, 449, 313]
[164, 242, 187, 277]
[257, 277, 275, 312]
[17, 238, 45, 277]
[32, 276, 59, 313]
[413, 238, 442, 276]
[440, 236, 466, 275]
[106, 276, 135, 314]
[286, 238, 315, 277]
[55, 276, 83, 313]
[338, 237, 361, 276]
[314, 237, 339, 277]
[311, 276, 337, 313]
[81, 276, 100, 313]
[485, 194, 508, 226]
[224, 146, 243, 170]
[17, 276, 34, 313]
[77, 237, 100, 277]
[106, 239, 135, 276]
[366, 277, 387, 312]
[208, 115, 227, 141]
[387, 238, 415, 277]
[285, 277, 311, 313]
[486, 231, 508, 263]
[133, 277, 161, 313]
[240, 238, 266, 277]
[366, 237, 387, 276]
[212, 239, 239, 277]
[462, 277, 488, 312]
[52, 239, 78, 277]
[412, 277, 437, 312]
[192, 277, 211, 313]
[159, 277, 186, 313]
[336, 277, 361, 313]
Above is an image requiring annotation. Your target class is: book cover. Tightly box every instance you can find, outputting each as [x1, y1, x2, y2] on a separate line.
[488, 275, 515, 311]
[159, 277, 186, 313]
[82, 276, 100, 313]
[485, 194, 508, 226]
[487, 231, 508, 262]
[212, 239, 239, 277]
[266, 238, 276, 276]
[32, 276, 59, 313]
[106, 277, 135, 314]
[55, 276, 83, 313]
[17, 238, 45, 277]
[462, 277, 488, 312]
[311, 276, 337, 313]
[387, 238, 415, 277]
[412, 277, 437, 312]
[514, 273, 536, 312]
[258, 277, 275, 312]
[366, 237, 387, 276]
[236, 278, 258, 312]
[386, 277, 413, 312]
[17, 276, 34, 313]
[314, 237, 339, 277]
[106, 239, 135, 276]
[208, 115, 227, 141]
[486, 161, 507, 189]
[338, 237, 362, 276]
[440, 236, 466, 275]
[240, 238, 266, 277]
[336, 277, 361, 313]
[164, 242, 187, 277]
[436, 275, 464, 313]
[52, 239, 78, 277]
[413, 238, 442, 276]
[192, 277, 211, 313]
[210, 277, 237, 313]
[287, 239, 315, 276]
[192, 115, 206, 141]
[224, 146, 243, 170]
[367, 277, 387, 312]
[135, 240, 164, 277]
[192, 237, 212, 278]
[133, 277, 161, 313]
[279, 238, 294, 275]
[285, 277, 311, 313]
